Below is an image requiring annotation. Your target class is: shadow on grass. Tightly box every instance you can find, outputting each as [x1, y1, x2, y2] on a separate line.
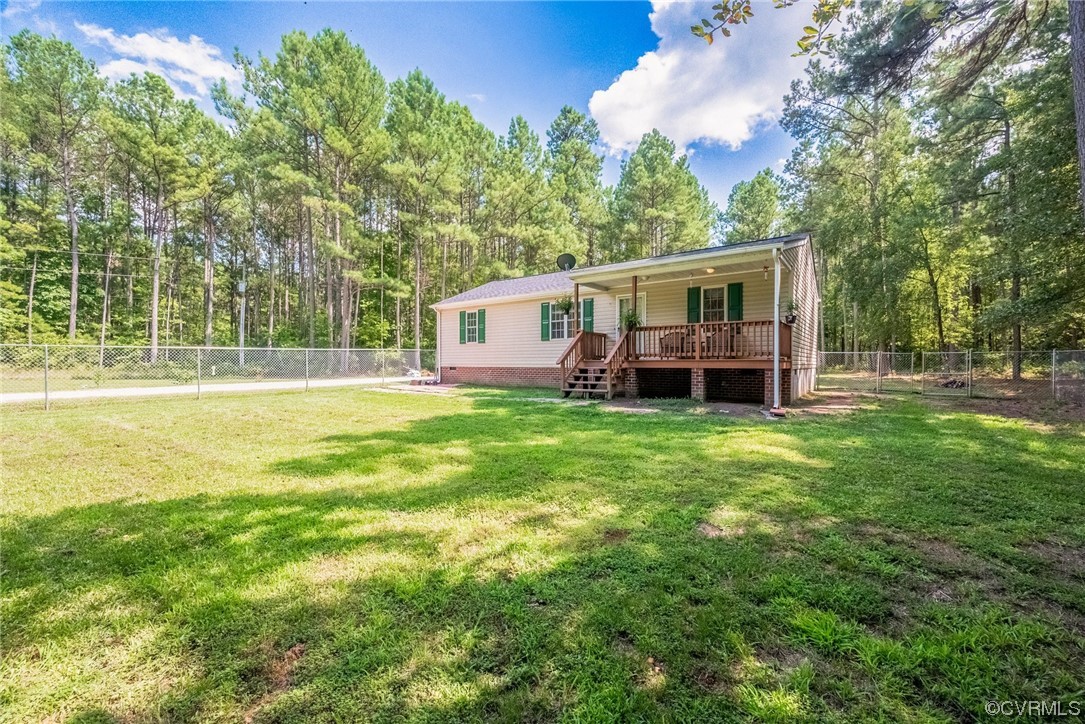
[3, 397, 1084, 721]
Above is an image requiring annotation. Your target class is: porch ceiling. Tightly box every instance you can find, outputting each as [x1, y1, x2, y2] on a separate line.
[573, 253, 779, 291]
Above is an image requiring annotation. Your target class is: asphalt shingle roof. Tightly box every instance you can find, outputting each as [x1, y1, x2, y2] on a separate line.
[435, 270, 573, 306]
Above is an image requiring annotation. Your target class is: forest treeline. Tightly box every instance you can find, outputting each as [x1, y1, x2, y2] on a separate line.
[2, 0, 1083, 354]
[0, 29, 716, 352]
[721, 1, 1083, 353]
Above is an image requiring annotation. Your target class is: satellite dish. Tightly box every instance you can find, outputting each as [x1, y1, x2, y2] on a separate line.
[556, 253, 577, 271]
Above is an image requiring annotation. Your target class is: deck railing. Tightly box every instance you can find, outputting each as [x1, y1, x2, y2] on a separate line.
[630, 321, 790, 361]
[603, 329, 634, 396]
[556, 330, 608, 388]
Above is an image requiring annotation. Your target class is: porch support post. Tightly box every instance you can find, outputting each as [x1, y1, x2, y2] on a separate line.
[772, 249, 782, 410]
[573, 283, 580, 332]
[631, 275, 638, 317]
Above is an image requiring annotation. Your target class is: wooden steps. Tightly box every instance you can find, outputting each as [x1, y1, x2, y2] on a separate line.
[562, 363, 608, 398]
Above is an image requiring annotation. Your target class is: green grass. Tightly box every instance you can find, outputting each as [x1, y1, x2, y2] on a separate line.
[2, 388, 1083, 722]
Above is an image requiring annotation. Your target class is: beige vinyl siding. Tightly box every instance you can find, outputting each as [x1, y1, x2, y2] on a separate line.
[439, 294, 615, 368]
[781, 240, 820, 398]
[604, 269, 789, 330]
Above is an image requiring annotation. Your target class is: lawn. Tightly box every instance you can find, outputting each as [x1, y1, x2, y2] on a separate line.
[2, 388, 1083, 722]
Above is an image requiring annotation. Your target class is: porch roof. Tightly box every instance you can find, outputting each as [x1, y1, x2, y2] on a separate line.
[567, 233, 809, 291]
[431, 233, 810, 309]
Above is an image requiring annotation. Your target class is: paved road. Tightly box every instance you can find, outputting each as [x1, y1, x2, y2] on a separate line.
[1, 375, 427, 405]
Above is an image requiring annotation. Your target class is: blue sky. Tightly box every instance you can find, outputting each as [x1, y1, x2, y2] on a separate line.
[1, 0, 813, 205]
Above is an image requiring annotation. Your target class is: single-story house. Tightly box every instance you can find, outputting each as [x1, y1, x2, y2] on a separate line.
[431, 233, 820, 408]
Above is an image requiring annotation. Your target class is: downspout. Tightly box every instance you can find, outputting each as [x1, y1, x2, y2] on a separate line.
[435, 310, 441, 383]
[772, 248, 782, 410]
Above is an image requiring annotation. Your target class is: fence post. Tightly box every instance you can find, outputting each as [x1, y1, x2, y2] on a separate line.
[967, 350, 973, 398]
[910, 352, 915, 391]
[920, 352, 925, 395]
[43, 344, 50, 411]
[305, 348, 310, 392]
[197, 347, 202, 400]
[876, 352, 882, 394]
[1052, 349, 1057, 400]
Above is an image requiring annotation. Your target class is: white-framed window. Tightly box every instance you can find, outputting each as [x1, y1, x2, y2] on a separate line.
[703, 287, 726, 322]
[465, 311, 478, 343]
[550, 304, 570, 340]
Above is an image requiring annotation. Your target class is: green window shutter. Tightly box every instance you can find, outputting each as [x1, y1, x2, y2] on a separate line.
[728, 283, 744, 321]
[459, 310, 466, 344]
[477, 309, 486, 343]
[540, 302, 550, 341]
[687, 287, 701, 323]
[583, 299, 594, 332]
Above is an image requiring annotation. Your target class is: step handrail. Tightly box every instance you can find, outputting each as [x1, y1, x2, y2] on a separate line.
[556, 330, 587, 390]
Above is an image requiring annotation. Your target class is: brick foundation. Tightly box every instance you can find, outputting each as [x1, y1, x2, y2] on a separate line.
[764, 369, 792, 407]
[691, 368, 705, 401]
[439, 364, 792, 406]
[440, 366, 561, 388]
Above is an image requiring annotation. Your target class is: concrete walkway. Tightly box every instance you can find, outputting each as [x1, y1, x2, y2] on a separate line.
[1, 375, 427, 405]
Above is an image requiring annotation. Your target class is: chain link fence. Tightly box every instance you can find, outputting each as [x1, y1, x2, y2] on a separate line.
[818, 350, 1084, 403]
[1055, 350, 1085, 405]
[817, 352, 919, 394]
[1, 344, 436, 408]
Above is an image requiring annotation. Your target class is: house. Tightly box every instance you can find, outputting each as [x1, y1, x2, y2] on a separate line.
[431, 233, 820, 408]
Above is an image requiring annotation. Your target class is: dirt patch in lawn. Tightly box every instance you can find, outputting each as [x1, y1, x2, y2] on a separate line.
[602, 528, 631, 544]
[790, 390, 881, 416]
[697, 521, 742, 539]
[244, 642, 307, 723]
[1020, 541, 1085, 580]
[794, 389, 1085, 424]
[924, 396, 1085, 425]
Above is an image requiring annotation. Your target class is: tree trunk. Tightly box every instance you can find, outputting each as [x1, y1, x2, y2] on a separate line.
[414, 200, 423, 353]
[203, 211, 215, 346]
[149, 189, 164, 362]
[1003, 116, 1023, 380]
[306, 207, 317, 347]
[1070, 0, 1085, 223]
[395, 222, 403, 349]
[27, 251, 38, 343]
[62, 144, 80, 340]
[267, 228, 276, 345]
[99, 246, 113, 364]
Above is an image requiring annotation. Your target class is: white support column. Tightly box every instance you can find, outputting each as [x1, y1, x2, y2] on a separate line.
[772, 249, 782, 410]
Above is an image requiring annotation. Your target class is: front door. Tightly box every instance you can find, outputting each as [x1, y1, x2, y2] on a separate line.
[616, 293, 647, 351]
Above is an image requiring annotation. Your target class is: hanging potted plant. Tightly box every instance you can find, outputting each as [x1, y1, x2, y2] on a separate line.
[621, 308, 641, 331]
[554, 293, 574, 316]
[783, 300, 798, 325]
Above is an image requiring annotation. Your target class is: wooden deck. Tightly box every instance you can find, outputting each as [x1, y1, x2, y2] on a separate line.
[557, 321, 791, 398]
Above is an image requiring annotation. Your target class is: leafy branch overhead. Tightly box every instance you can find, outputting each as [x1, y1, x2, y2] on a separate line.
[690, 0, 854, 55]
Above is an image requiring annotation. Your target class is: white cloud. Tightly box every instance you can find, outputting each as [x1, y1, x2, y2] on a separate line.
[75, 22, 240, 97]
[1, 0, 42, 19]
[467, 93, 487, 103]
[589, 0, 811, 155]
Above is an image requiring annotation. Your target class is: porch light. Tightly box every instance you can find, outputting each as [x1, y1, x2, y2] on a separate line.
[705, 267, 715, 274]
[763, 265, 769, 280]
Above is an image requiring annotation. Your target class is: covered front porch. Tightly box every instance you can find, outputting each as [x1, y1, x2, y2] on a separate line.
[558, 239, 798, 407]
